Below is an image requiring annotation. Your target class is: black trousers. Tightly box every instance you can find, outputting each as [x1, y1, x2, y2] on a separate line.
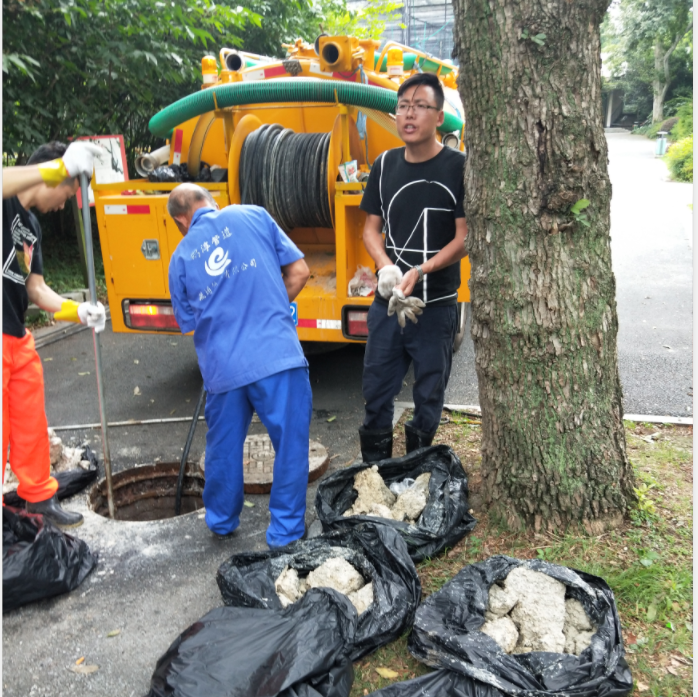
[362, 300, 457, 435]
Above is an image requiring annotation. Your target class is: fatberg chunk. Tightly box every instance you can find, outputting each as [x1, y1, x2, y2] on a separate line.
[480, 616, 519, 653]
[505, 567, 566, 653]
[307, 557, 365, 595]
[275, 566, 301, 608]
[348, 582, 374, 615]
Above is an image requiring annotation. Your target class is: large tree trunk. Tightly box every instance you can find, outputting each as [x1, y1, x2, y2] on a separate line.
[652, 42, 670, 123]
[452, 0, 636, 532]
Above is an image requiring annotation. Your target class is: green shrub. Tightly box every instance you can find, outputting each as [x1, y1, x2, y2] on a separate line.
[634, 122, 663, 139]
[671, 101, 693, 141]
[663, 96, 691, 117]
[665, 136, 693, 182]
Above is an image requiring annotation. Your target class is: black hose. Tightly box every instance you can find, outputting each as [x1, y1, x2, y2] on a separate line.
[174, 383, 206, 516]
[240, 125, 333, 231]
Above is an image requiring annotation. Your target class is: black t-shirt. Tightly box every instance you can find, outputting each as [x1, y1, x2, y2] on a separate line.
[3, 197, 44, 338]
[360, 146, 466, 306]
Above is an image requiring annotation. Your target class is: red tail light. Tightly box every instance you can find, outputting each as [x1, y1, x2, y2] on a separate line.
[346, 310, 369, 338]
[124, 301, 180, 332]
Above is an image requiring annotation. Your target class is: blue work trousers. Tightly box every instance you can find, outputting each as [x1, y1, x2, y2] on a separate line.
[203, 366, 312, 547]
[363, 301, 457, 435]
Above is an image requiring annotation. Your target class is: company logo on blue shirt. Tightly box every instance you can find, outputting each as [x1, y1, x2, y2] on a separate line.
[205, 247, 231, 276]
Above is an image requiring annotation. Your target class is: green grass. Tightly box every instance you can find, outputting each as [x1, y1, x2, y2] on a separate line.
[349, 418, 693, 696]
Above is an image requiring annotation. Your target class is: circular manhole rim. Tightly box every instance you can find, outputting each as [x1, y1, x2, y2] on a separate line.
[89, 461, 205, 521]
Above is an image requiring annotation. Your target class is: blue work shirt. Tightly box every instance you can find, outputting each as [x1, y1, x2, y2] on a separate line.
[168, 205, 308, 394]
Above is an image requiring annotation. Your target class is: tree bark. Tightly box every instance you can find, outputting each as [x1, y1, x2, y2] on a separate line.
[452, 0, 636, 532]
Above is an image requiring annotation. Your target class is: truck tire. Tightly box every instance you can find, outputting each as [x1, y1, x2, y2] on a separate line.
[453, 302, 469, 354]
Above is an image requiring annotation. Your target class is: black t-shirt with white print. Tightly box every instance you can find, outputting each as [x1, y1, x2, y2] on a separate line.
[360, 145, 466, 306]
[3, 197, 44, 338]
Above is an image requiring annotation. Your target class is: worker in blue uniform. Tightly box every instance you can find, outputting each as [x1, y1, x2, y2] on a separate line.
[167, 183, 312, 548]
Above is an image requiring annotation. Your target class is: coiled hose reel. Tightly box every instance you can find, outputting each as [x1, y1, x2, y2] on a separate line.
[240, 124, 332, 231]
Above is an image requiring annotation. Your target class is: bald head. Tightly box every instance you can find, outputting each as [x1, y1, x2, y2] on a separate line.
[167, 183, 217, 221]
[168, 183, 218, 236]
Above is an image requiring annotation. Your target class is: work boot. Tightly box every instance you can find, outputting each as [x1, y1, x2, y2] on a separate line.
[358, 426, 393, 463]
[26, 495, 84, 528]
[404, 421, 435, 454]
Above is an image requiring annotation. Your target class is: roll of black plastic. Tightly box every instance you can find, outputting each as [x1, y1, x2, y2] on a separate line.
[240, 124, 332, 231]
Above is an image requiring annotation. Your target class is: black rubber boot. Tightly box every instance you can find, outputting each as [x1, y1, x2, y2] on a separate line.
[404, 421, 435, 454]
[26, 495, 84, 528]
[358, 426, 393, 463]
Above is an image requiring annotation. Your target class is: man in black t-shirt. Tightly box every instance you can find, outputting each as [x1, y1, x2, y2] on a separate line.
[358, 72, 468, 462]
[3, 141, 105, 527]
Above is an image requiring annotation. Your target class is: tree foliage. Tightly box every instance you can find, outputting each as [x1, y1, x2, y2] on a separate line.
[602, 0, 693, 123]
[322, 0, 404, 41]
[2, 0, 342, 168]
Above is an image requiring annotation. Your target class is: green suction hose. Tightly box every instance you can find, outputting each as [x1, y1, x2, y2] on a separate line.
[148, 77, 463, 138]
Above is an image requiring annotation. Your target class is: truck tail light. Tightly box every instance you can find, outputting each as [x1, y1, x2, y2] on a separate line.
[346, 310, 369, 338]
[123, 301, 179, 332]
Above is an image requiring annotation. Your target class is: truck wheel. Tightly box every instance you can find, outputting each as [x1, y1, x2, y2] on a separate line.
[453, 302, 469, 353]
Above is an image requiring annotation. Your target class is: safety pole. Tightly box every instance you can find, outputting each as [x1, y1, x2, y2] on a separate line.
[79, 174, 116, 519]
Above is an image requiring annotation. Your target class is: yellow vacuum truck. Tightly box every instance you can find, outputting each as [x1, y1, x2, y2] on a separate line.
[92, 35, 471, 350]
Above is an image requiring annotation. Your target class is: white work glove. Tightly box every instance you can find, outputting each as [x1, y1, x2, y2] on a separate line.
[62, 142, 105, 178]
[377, 264, 403, 299]
[77, 301, 106, 333]
[387, 288, 425, 328]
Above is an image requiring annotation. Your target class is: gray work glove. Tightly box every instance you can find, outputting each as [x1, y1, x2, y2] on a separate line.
[377, 264, 403, 299]
[387, 288, 426, 328]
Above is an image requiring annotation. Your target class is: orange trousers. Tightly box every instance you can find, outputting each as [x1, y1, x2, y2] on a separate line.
[2, 332, 58, 503]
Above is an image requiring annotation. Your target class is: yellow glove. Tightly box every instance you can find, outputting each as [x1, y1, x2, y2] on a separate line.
[37, 158, 70, 187]
[54, 300, 80, 323]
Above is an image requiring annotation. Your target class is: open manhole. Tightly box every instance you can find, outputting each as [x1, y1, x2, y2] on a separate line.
[90, 439, 329, 520]
[90, 462, 204, 521]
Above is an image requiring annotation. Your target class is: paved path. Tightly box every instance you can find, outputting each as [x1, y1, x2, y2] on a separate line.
[444, 131, 693, 417]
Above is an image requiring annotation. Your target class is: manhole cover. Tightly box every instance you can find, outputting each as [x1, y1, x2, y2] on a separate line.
[199, 437, 330, 495]
[90, 462, 204, 521]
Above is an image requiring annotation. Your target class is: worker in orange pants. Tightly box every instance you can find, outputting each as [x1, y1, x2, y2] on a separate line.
[3, 333, 58, 503]
[2, 141, 105, 527]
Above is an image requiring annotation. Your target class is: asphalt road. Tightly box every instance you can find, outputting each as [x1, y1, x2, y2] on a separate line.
[2, 131, 692, 697]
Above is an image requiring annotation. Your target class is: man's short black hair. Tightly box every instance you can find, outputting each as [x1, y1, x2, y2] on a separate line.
[26, 141, 68, 166]
[397, 72, 445, 110]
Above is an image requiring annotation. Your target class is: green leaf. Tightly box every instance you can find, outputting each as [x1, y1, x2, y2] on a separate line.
[640, 558, 653, 567]
[243, 500, 255, 508]
[327, 415, 337, 422]
[646, 604, 657, 622]
[570, 199, 591, 215]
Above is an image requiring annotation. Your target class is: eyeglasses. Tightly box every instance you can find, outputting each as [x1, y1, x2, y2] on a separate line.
[395, 102, 440, 116]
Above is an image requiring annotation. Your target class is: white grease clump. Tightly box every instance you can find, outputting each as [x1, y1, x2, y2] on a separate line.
[481, 567, 597, 656]
[275, 557, 374, 614]
[344, 467, 431, 523]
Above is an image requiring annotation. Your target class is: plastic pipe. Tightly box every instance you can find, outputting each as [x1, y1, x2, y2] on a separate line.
[135, 145, 171, 177]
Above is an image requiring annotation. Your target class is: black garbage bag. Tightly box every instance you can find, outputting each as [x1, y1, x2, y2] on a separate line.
[3, 445, 99, 508]
[408, 555, 633, 697]
[146, 588, 356, 697]
[217, 522, 420, 660]
[366, 670, 493, 697]
[2, 506, 97, 613]
[148, 164, 182, 182]
[315, 445, 476, 562]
